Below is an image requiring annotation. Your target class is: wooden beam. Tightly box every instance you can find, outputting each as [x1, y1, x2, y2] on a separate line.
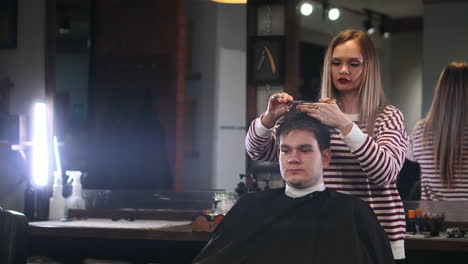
[283, 0, 299, 96]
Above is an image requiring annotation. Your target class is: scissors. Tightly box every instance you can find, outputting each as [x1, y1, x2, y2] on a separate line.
[287, 100, 306, 111]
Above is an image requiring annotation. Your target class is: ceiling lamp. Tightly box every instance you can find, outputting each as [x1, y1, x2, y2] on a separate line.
[363, 9, 375, 35]
[300, 2, 314, 16]
[379, 15, 390, 38]
[328, 8, 340, 21]
[210, 0, 247, 3]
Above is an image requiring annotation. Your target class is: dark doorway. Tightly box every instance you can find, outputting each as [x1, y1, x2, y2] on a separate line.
[299, 42, 325, 101]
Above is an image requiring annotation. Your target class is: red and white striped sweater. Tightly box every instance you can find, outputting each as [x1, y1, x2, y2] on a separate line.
[407, 121, 468, 200]
[245, 105, 408, 259]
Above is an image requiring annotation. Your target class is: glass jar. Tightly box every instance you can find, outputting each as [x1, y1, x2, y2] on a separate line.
[213, 191, 237, 215]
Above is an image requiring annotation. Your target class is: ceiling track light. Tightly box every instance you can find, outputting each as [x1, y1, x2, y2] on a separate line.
[299, 1, 314, 16]
[328, 8, 340, 21]
[363, 9, 375, 35]
[321, 0, 328, 20]
[299, 0, 341, 21]
[379, 15, 390, 38]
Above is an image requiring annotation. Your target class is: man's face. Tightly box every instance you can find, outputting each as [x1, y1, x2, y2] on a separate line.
[279, 130, 331, 189]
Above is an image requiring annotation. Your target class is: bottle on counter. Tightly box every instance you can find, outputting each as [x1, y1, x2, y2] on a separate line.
[406, 209, 416, 234]
[49, 171, 66, 220]
[66, 170, 86, 210]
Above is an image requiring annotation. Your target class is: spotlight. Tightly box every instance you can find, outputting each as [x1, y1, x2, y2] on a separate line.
[300, 2, 313, 16]
[322, 0, 329, 20]
[363, 9, 375, 35]
[363, 19, 374, 35]
[328, 8, 340, 21]
[379, 15, 390, 38]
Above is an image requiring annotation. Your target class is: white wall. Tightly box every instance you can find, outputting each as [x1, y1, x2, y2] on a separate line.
[185, 0, 217, 190]
[388, 33, 423, 132]
[185, 1, 246, 191]
[0, 0, 46, 211]
[423, 1, 468, 116]
[212, 4, 246, 191]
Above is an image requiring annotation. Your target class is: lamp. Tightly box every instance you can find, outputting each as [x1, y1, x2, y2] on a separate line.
[209, 0, 247, 3]
[300, 1, 314, 16]
[363, 9, 375, 35]
[31, 102, 49, 187]
[328, 8, 340, 21]
[379, 15, 390, 38]
[321, 0, 329, 20]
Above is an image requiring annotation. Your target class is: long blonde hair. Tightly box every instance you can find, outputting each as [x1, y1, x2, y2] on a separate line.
[321, 30, 385, 137]
[423, 61, 468, 187]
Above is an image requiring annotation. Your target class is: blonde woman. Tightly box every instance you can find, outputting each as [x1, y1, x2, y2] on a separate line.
[407, 61, 468, 201]
[246, 30, 408, 262]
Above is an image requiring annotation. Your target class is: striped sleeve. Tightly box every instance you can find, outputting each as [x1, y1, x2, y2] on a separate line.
[346, 105, 409, 186]
[245, 118, 279, 162]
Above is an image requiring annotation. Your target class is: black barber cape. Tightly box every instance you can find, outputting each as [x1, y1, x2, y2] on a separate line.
[193, 188, 395, 264]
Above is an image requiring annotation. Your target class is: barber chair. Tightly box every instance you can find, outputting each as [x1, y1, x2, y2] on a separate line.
[0, 207, 28, 264]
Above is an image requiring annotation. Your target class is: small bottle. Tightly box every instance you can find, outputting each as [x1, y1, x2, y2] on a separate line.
[406, 209, 416, 234]
[415, 208, 423, 233]
[49, 171, 66, 220]
[66, 170, 86, 210]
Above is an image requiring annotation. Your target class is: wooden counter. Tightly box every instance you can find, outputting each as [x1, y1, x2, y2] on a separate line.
[28, 216, 210, 264]
[29, 218, 211, 242]
[28, 203, 468, 264]
[405, 233, 468, 252]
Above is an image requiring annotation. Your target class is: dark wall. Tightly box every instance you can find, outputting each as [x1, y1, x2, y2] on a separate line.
[85, 0, 187, 189]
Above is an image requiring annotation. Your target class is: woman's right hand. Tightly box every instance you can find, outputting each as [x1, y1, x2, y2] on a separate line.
[261, 92, 293, 129]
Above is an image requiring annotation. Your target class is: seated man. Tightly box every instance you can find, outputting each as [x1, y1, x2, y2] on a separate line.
[193, 114, 395, 264]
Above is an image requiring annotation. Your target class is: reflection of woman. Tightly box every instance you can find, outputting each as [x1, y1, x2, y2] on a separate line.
[246, 30, 408, 262]
[407, 61, 468, 201]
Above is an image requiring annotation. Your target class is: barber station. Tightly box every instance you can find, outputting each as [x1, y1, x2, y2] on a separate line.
[1, 0, 468, 264]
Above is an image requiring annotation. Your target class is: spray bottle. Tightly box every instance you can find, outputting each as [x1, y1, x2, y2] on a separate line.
[49, 136, 66, 220]
[66, 170, 86, 210]
[48, 171, 66, 220]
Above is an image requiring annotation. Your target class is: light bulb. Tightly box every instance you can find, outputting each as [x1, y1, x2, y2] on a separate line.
[328, 8, 340, 21]
[300, 3, 313, 16]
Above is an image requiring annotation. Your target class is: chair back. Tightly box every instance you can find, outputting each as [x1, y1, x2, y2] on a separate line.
[0, 208, 28, 264]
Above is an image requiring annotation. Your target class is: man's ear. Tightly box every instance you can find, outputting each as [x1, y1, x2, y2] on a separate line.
[321, 148, 332, 169]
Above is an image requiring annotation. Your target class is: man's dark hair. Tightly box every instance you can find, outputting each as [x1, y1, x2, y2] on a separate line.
[276, 113, 331, 151]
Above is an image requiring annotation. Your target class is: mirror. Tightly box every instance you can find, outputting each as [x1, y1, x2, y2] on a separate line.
[51, 0, 466, 197]
[54, 1, 173, 190]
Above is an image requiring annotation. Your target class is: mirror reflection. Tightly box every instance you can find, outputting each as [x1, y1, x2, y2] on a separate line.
[298, 0, 423, 200]
[51, 0, 467, 203]
[55, 0, 173, 190]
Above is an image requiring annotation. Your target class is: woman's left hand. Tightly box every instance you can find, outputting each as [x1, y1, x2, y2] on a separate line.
[297, 98, 354, 135]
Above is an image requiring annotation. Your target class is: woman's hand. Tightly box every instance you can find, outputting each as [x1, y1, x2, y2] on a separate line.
[297, 98, 354, 136]
[261, 92, 293, 129]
